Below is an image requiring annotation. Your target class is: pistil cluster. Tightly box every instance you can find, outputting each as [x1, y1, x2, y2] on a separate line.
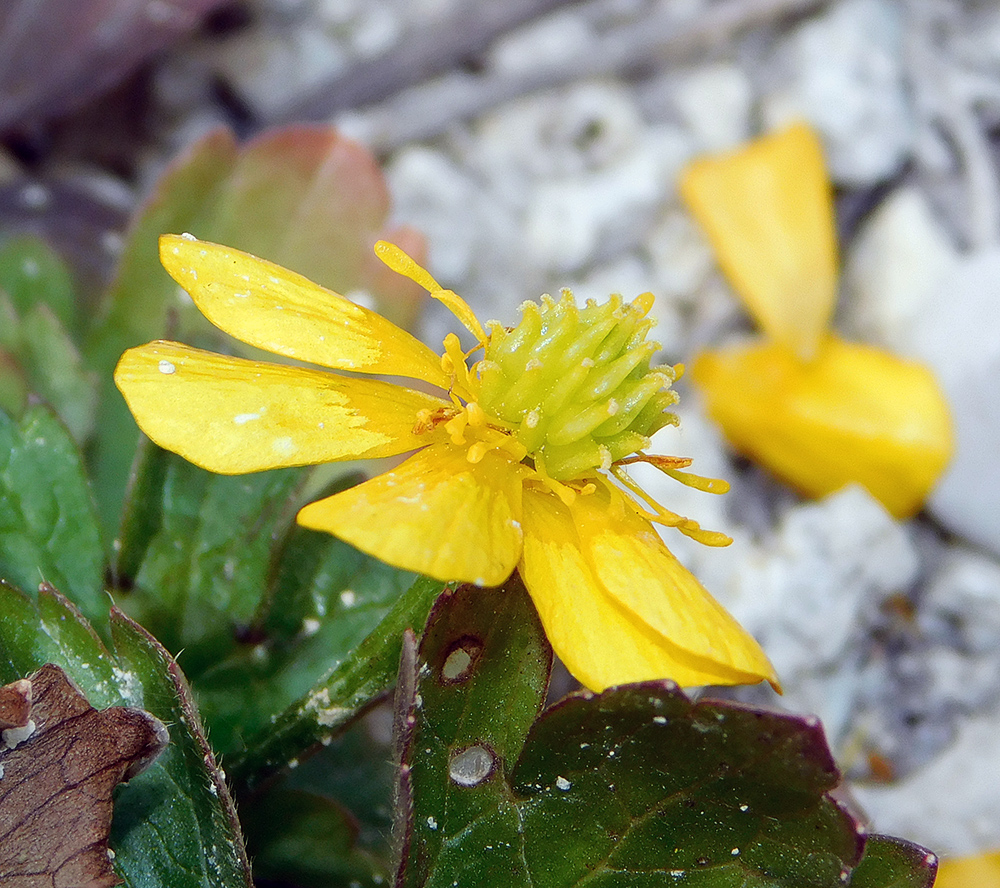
[475, 292, 679, 480]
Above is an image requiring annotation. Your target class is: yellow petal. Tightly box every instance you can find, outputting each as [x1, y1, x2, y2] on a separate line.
[692, 334, 954, 519]
[296, 443, 527, 586]
[519, 481, 777, 692]
[115, 341, 450, 473]
[679, 123, 838, 359]
[935, 850, 1000, 888]
[159, 234, 450, 389]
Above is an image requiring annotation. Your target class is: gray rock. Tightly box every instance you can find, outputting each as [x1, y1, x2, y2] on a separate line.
[852, 708, 1000, 856]
[842, 186, 959, 352]
[906, 249, 1000, 556]
[761, 0, 914, 186]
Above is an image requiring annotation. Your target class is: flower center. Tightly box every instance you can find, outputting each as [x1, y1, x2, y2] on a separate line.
[471, 291, 679, 480]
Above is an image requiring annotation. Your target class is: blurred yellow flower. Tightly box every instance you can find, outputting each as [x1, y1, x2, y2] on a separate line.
[680, 123, 953, 519]
[115, 234, 777, 693]
[934, 850, 1000, 888]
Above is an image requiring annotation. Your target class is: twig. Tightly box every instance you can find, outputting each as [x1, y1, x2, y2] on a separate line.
[269, 0, 588, 124]
[269, 0, 827, 150]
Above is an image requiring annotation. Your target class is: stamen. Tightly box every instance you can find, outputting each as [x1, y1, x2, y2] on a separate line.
[442, 333, 474, 400]
[610, 465, 732, 547]
[618, 453, 730, 494]
[533, 454, 577, 507]
[375, 241, 487, 343]
[444, 411, 469, 445]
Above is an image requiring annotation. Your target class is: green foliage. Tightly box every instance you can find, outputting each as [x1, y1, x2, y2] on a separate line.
[0, 237, 97, 440]
[393, 579, 921, 888]
[0, 405, 105, 627]
[850, 837, 938, 888]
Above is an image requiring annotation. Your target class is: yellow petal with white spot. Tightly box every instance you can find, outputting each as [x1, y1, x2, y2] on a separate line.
[296, 443, 527, 586]
[115, 341, 450, 473]
[519, 482, 777, 692]
[159, 234, 450, 389]
[692, 334, 954, 519]
[935, 850, 1000, 888]
[679, 123, 837, 360]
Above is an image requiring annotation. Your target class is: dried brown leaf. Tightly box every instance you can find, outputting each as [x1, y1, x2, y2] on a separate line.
[0, 664, 168, 887]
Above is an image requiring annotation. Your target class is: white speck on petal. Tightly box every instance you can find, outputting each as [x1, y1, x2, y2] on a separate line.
[272, 436, 296, 456]
[158, 360, 176, 375]
[233, 412, 261, 425]
[180, 232, 196, 241]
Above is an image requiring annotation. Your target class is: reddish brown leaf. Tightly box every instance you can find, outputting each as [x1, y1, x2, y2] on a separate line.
[0, 663, 168, 887]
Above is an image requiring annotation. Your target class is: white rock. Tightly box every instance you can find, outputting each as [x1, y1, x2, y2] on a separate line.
[843, 186, 959, 352]
[732, 486, 918, 675]
[472, 81, 647, 183]
[487, 9, 593, 77]
[919, 546, 1000, 658]
[852, 709, 1000, 855]
[211, 26, 348, 118]
[524, 126, 685, 274]
[386, 146, 491, 286]
[906, 248, 1000, 556]
[761, 0, 914, 186]
[669, 63, 754, 152]
[645, 207, 716, 306]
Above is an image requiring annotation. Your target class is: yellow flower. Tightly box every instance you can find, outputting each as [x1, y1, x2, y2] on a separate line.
[115, 234, 777, 693]
[679, 123, 953, 519]
[934, 850, 1000, 888]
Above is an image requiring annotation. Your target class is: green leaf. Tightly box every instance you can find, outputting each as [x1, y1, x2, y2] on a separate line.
[849, 836, 938, 888]
[10, 299, 98, 440]
[109, 607, 253, 888]
[242, 698, 399, 886]
[112, 442, 433, 769]
[85, 126, 428, 537]
[396, 576, 553, 888]
[0, 580, 117, 702]
[229, 574, 446, 792]
[114, 451, 306, 676]
[0, 235, 75, 329]
[194, 520, 417, 758]
[0, 579, 253, 888]
[0, 237, 97, 441]
[0, 405, 105, 626]
[396, 576, 872, 888]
